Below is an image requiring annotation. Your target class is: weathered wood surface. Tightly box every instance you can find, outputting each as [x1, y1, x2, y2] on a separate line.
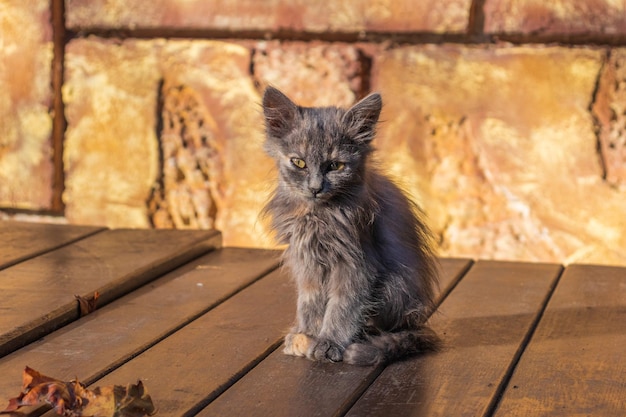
[346, 261, 563, 417]
[0, 221, 103, 270]
[494, 264, 626, 417]
[0, 226, 221, 358]
[0, 248, 279, 416]
[84, 267, 294, 416]
[0, 222, 624, 417]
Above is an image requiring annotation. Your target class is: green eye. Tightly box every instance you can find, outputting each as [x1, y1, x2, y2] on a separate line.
[291, 158, 306, 169]
[329, 161, 345, 171]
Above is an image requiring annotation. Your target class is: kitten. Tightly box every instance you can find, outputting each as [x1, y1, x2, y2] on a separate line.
[261, 86, 440, 366]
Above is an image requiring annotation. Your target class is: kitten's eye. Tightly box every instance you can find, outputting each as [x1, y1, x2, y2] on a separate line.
[291, 158, 307, 169]
[328, 161, 345, 171]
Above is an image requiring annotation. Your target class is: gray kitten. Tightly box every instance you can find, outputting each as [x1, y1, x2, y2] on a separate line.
[262, 87, 439, 366]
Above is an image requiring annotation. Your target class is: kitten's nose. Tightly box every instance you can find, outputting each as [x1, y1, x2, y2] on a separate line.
[309, 185, 323, 197]
[308, 176, 324, 197]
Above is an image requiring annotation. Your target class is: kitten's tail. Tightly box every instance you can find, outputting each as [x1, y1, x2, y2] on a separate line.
[343, 326, 440, 366]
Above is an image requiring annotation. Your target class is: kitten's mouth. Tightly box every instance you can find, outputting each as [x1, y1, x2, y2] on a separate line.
[309, 194, 327, 201]
[304, 191, 331, 202]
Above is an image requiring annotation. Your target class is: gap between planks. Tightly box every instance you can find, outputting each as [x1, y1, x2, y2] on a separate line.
[0, 248, 281, 417]
[483, 264, 565, 417]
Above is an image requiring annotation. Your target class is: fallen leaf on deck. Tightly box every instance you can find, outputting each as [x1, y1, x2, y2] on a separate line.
[75, 291, 100, 316]
[1, 366, 156, 417]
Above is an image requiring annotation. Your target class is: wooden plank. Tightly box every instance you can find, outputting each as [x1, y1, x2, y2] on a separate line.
[494, 264, 626, 416]
[346, 261, 563, 417]
[196, 258, 473, 417]
[0, 228, 221, 358]
[86, 267, 298, 416]
[0, 248, 280, 411]
[437, 257, 474, 301]
[0, 221, 104, 270]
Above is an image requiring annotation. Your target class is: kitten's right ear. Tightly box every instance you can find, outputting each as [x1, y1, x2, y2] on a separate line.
[262, 87, 299, 138]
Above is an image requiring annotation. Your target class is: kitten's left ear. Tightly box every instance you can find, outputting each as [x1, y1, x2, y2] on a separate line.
[342, 93, 382, 143]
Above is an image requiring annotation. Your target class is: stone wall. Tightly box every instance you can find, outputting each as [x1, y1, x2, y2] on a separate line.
[2, 0, 626, 265]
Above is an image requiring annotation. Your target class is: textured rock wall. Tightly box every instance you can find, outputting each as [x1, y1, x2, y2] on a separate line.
[372, 45, 626, 264]
[0, 0, 53, 210]
[1, 0, 626, 265]
[63, 38, 270, 245]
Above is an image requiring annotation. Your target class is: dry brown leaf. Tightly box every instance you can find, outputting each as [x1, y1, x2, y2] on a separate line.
[75, 291, 100, 316]
[1, 367, 156, 417]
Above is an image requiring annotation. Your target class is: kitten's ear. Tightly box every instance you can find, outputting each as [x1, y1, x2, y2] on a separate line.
[262, 87, 299, 138]
[342, 93, 382, 143]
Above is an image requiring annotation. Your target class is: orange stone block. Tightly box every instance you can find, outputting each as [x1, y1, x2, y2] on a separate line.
[372, 45, 626, 265]
[66, 0, 471, 34]
[484, 0, 626, 35]
[0, 0, 54, 210]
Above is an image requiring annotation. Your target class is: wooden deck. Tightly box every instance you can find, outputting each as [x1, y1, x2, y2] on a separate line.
[0, 221, 624, 416]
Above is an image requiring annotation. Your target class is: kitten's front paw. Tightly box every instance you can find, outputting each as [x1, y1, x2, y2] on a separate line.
[309, 339, 344, 363]
[283, 333, 313, 357]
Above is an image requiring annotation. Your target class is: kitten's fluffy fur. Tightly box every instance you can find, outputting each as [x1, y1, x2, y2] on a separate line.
[262, 87, 439, 366]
